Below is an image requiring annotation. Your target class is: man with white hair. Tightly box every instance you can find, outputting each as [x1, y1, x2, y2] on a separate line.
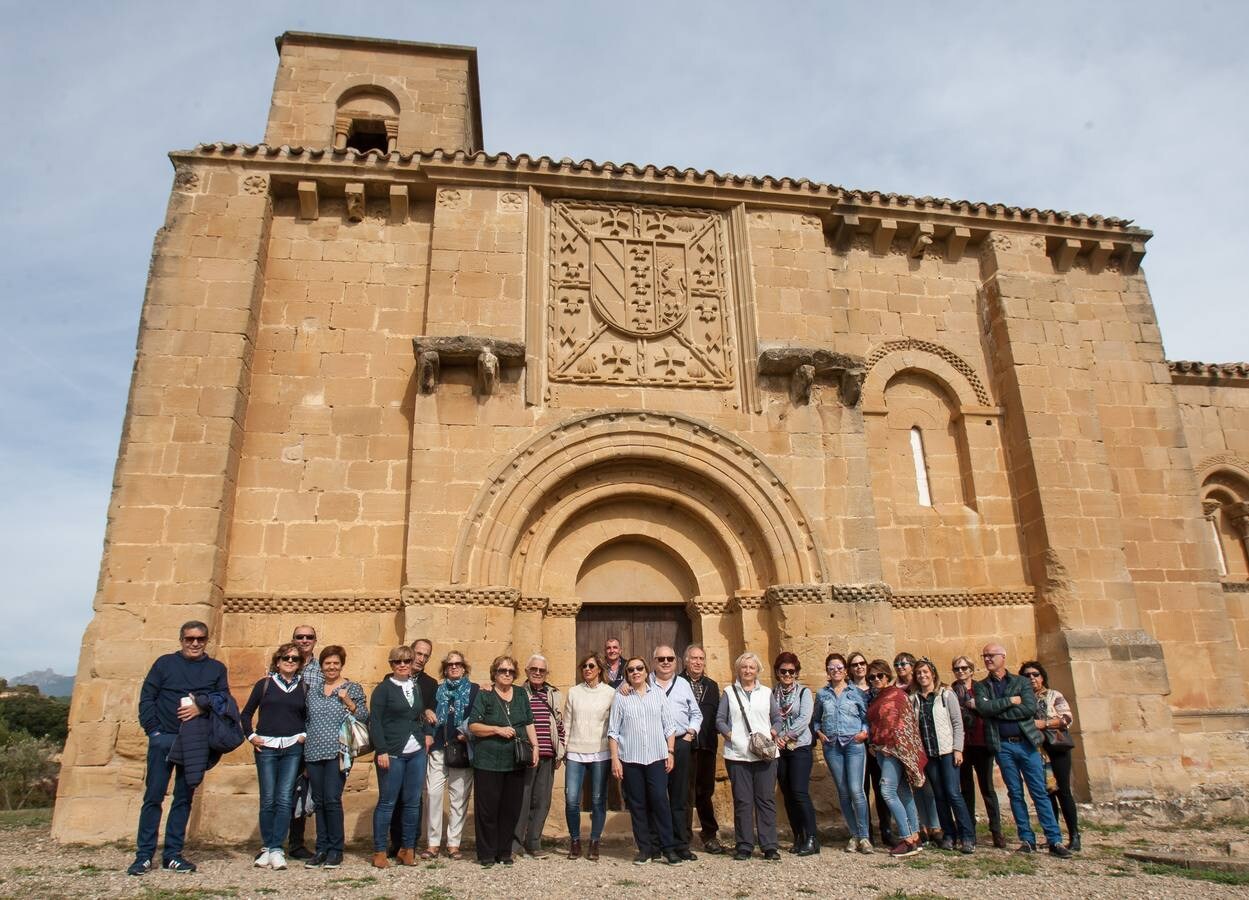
[514, 653, 566, 858]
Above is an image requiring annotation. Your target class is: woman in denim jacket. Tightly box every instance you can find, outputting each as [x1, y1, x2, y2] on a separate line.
[815, 652, 872, 853]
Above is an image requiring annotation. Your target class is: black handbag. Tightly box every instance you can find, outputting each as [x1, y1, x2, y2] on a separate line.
[501, 691, 534, 768]
[1042, 727, 1075, 751]
[443, 708, 471, 768]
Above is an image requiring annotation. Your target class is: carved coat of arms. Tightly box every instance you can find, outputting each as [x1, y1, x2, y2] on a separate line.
[548, 200, 734, 388]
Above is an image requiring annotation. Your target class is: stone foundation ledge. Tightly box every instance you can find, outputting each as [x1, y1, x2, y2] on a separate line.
[1079, 783, 1249, 828]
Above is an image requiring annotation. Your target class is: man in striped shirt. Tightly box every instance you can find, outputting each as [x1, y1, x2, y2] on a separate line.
[514, 654, 565, 858]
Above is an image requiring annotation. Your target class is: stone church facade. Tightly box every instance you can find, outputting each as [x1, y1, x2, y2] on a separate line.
[52, 31, 1249, 843]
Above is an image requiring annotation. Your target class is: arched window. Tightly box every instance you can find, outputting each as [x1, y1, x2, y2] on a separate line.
[910, 426, 933, 507]
[333, 87, 400, 154]
[1202, 475, 1249, 579]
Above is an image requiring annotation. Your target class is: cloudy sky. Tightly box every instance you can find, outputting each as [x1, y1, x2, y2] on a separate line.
[2, 1, 1245, 677]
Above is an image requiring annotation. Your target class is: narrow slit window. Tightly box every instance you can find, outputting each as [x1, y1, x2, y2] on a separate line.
[910, 426, 933, 507]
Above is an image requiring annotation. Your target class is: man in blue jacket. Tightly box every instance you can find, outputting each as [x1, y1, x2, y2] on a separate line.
[127, 620, 229, 876]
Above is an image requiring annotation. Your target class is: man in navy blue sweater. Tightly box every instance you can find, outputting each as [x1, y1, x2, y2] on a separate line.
[128, 620, 229, 876]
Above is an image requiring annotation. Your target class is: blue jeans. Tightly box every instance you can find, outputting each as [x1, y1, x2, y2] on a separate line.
[995, 739, 1062, 847]
[306, 759, 347, 854]
[255, 743, 303, 850]
[823, 739, 869, 838]
[373, 750, 426, 852]
[564, 758, 609, 841]
[877, 754, 919, 839]
[135, 732, 195, 863]
[925, 752, 975, 843]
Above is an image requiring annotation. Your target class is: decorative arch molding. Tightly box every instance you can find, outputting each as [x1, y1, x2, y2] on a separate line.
[323, 74, 413, 111]
[453, 410, 827, 588]
[862, 339, 992, 411]
[1197, 453, 1249, 488]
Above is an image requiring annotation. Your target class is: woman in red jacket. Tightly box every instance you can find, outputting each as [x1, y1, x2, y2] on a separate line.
[866, 659, 926, 859]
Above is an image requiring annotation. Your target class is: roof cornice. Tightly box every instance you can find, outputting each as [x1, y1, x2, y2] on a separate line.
[1169, 360, 1249, 387]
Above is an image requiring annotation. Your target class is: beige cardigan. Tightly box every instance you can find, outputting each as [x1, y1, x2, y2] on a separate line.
[562, 681, 616, 754]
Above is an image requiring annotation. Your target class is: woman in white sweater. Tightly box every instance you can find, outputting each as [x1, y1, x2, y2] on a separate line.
[910, 660, 975, 853]
[715, 651, 784, 861]
[561, 652, 616, 861]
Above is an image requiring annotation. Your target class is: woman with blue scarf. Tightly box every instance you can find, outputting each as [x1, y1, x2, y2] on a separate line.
[422, 650, 479, 860]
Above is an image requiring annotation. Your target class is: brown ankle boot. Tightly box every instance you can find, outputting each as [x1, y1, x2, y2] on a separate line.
[587, 840, 600, 861]
[372, 851, 390, 868]
[397, 848, 417, 866]
[567, 839, 582, 859]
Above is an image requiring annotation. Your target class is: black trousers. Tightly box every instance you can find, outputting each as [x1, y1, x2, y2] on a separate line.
[1047, 748, 1079, 840]
[688, 746, 720, 840]
[864, 749, 894, 843]
[473, 767, 526, 863]
[622, 761, 675, 855]
[959, 745, 1002, 834]
[665, 739, 693, 851]
[777, 745, 817, 844]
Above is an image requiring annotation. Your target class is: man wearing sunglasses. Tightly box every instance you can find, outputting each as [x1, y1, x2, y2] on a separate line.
[650, 645, 702, 861]
[286, 626, 321, 861]
[128, 621, 229, 876]
[968, 644, 1070, 859]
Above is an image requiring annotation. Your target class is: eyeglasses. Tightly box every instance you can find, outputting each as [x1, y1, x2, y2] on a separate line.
[390, 659, 413, 666]
[626, 665, 646, 674]
[826, 664, 845, 672]
[279, 655, 301, 663]
[181, 635, 207, 645]
[446, 661, 464, 669]
[868, 673, 889, 682]
[777, 668, 797, 675]
[894, 661, 912, 669]
[953, 665, 972, 673]
[850, 661, 866, 667]
[496, 668, 516, 676]
[528, 667, 547, 674]
[294, 634, 316, 641]
[982, 653, 1003, 660]
[1023, 672, 1043, 679]
[655, 656, 675, 663]
[581, 662, 598, 670]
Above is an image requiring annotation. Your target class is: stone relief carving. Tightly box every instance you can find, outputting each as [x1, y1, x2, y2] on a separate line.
[438, 188, 465, 210]
[890, 589, 1035, 609]
[223, 595, 401, 613]
[402, 586, 519, 607]
[241, 175, 268, 195]
[548, 200, 735, 389]
[173, 166, 200, 191]
[765, 583, 830, 605]
[499, 191, 524, 212]
[866, 339, 992, 406]
[830, 583, 894, 603]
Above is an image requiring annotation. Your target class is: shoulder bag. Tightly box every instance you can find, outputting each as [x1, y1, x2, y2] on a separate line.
[732, 686, 779, 760]
[442, 695, 471, 768]
[502, 691, 534, 768]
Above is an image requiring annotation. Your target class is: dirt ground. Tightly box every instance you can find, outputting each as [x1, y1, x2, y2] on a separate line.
[2, 809, 1247, 900]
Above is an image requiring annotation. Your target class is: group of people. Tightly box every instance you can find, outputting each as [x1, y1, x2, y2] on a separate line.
[127, 621, 1080, 876]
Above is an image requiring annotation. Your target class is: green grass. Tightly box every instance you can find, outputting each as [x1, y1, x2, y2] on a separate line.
[902, 855, 941, 870]
[424, 860, 446, 870]
[1141, 862, 1249, 886]
[0, 809, 52, 830]
[139, 888, 238, 900]
[944, 853, 1037, 878]
[76, 863, 106, 875]
[419, 888, 454, 900]
[329, 876, 379, 887]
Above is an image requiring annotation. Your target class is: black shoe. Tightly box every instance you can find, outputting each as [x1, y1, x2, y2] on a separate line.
[323, 851, 342, 869]
[1049, 843, 1072, 859]
[679, 849, 698, 861]
[289, 845, 314, 860]
[650, 851, 661, 861]
[795, 837, 819, 856]
[501, 856, 514, 866]
[763, 848, 781, 861]
[1070, 833, 1081, 852]
[732, 849, 752, 861]
[126, 858, 151, 877]
[787, 835, 803, 854]
[304, 852, 327, 869]
[164, 857, 197, 873]
[480, 860, 494, 868]
[959, 841, 975, 855]
[633, 852, 651, 866]
[940, 836, 956, 851]
[703, 837, 724, 854]
[663, 851, 683, 865]
[1016, 842, 1036, 854]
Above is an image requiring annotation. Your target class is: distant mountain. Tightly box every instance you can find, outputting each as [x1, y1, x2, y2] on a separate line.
[10, 669, 74, 698]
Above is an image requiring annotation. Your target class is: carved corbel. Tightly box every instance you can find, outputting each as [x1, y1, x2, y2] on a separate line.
[417, 349, 440, 394]
[345, 183, 366, 223]
[389, 185, 409, 224]
[412, 336, 526, 395]
[478, 347, 499, 395]
[297, 181, 318, 220]
[1087, 240, 1114, 274]
[946, 226, 970, 263]
[907, 223, 934, 258]
[1051, 238, 1081, 273]
[758, 346, 867, 407]
[833, 214, 860, 252]
[1228, 502, 1249, 539]
[872, 218, 898, 255]
[1117, 241, 1146, 275]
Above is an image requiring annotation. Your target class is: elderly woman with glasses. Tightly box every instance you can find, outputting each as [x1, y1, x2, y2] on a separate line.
[816, 652, 872, 853]
[423, 651, 478, 861]
[368, 646, 431, 868]
[716, 651, 784, 861]
[772, 652, 818, 856]
[468, 656, 539, 867]
[562, 652, 615, 860]
[950, 655, 1004, 848]
[1021, 660, 1079, 851]
[865, 659, 926, 858]
[241, 643, 308, 871]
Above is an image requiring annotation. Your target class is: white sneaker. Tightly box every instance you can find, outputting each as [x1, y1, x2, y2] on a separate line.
[858, 838, 874, 854]
[845, 837, 857, 853]
[269, 849, 287, 870]
[253, 849, 271, 868]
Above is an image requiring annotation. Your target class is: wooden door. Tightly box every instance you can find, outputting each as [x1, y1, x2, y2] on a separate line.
[575, 604, 693, 676]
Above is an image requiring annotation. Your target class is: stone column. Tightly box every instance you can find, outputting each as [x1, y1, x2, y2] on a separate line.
[734, 591, 769, 666]
[1230, 503, 1249, 569]
[53, 163, 273, 843]
[540, 600, 581, 840]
